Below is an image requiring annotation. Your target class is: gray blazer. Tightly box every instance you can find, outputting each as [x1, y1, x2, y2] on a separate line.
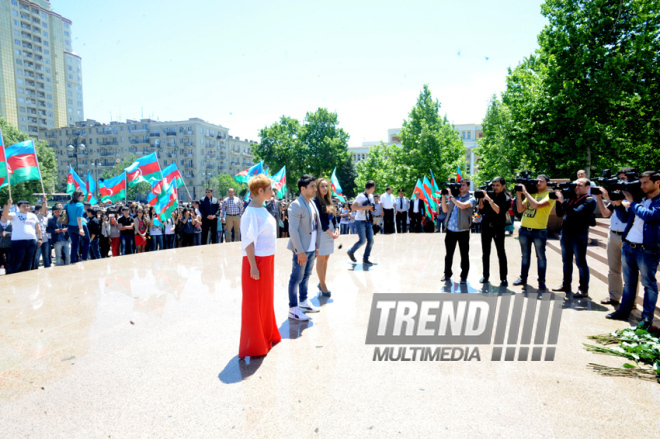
[287, 195, 322, 254]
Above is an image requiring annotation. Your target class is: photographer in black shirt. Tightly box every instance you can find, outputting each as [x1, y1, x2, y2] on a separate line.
[551, 178, 597, 298]
[477, 177, 511, 286]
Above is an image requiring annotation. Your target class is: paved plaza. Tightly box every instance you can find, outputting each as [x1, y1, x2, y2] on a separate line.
[1, 231, 659, 438]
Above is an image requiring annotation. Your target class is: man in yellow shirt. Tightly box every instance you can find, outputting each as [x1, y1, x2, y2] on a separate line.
[513, 174, 556, 290]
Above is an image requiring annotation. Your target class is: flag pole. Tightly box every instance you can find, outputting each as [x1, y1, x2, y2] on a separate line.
[124, 172, 127, 205]
[0, 130, 11, 201]
[31, 140, 47, 199]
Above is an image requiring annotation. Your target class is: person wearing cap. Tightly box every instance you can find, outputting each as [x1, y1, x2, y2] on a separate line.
[1, 198, 43, 274]
[47, 204, 70, 266]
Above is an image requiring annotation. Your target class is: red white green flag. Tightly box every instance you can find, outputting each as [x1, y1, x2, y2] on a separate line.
[270, 166, 287, 199]
[124, 152, 162, 187]
[5, 140, 42, 186]
[0, 130, 8, 189]
[413, 179, 434, 220]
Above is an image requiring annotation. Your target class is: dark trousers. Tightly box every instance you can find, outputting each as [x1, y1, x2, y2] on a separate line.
[383, 209, 395, 234]
[11, 239, 37, 274]
[519, 227, 548, 285]
[89, 238, 101, 260]
[202, 220, 218, 244]
[619, 243, 660, 321]
[560, 233, 589, 292]
[409, 212, 423, 233]
[68, 225, 90, 263]
[395, 212, 408, 233]
[482, 223, 507, 281]
[121, 234, 134, 255]
[444, 230, 470, 279]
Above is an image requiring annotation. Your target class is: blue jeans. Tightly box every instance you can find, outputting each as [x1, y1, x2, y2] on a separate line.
[33, 240, 51, 268]
[340, 224, 350, 235]
[349, 223, 356, 234]
[68, 225, 90, 264]
[194, 232, 201, 246]
[164, 234, 175, 249]
[54, 240, 71, 266]
[288, 251, 316, 308]
[561, 233, 589, 291]
[151, 235, 164, 251]
[11, 239, 37, 273]
[348, 220, 374, 261]
[518, 227, 548, 285]
[121, 235, 134, 255]
[89, 238, 101, 260]
[619, 243, 660, 320]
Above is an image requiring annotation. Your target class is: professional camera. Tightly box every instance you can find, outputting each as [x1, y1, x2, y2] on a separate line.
[474, 181, 494, 199]
[548, 182, 574, 200]
[514, 170, 539, 194]
[440, 179, 461, 197]
[595, 169, 639, 201]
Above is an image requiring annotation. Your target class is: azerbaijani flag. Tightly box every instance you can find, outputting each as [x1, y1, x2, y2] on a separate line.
[456, 165, 463, 182]
[422, 176, 438, 214]
[66, 165, 86, 194]
[124, 152, 162, 187]
[153, 182, 178, 226]
[146, 178, 168, 206]
[330, 167, 346, 203]
[270, 165, 287, 199]
[85, 171, 98, 204]
[99, 173, 126, 203]
[5, 140, 42, 186]
[235, 160, 264, 183]
[162, 162, 184, 188]
[0, 130, 8, 189]
[429, 169, 441, 199]
[413, 179, 434, 220]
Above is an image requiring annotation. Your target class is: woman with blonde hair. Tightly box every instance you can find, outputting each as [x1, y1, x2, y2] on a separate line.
[238, 174, 281, 359]
[313, 177, 340, 297]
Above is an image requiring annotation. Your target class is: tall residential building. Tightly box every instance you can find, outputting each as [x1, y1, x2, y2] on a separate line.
[42, 118, 256, 201]
[0, 0, 83, 134]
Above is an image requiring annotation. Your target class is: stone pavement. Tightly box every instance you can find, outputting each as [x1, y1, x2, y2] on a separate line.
[1, 231, 659, 438]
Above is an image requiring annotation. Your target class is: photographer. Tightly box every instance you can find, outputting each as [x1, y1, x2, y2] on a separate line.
[441, 179, 475, 284]
[347, 180, 377, 265]
[551, 178, 597, 298]
[594, 168, 633, 305]
[514, 174, 555, 290]
[478, 177, 511, 285]
[607, 171, 660, 331]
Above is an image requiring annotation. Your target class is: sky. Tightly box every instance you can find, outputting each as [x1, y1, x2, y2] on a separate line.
[52, 0, 548, 146]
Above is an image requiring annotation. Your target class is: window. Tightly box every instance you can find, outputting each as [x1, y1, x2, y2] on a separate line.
[65, 40, 70, 46]
[76, 86, 81, 91]
[43, 41, 48, 47]
[13, 20, 19, 26]
[45, 59, 50, 65]
[77, 101, 82, 106]
[47, 103, 52, 108]
[45, 68, 50, 73]
[67, 99, 72, 104]
[12, 0, 18, 5]
[68, 74, 72, 80]
[44, 49, 49, 55]
[64, 31, 69, 37]
[12, 10, 19, 17]
[18, 87, 24, 93]
[466, 131, 471, 140]
[47, 94, 52, 100]
[43, 32, 48, 37]
[68, 65, 72, 71]
[19, 107, 25, 112]
[76, 93, 81, 99]
[15, 49, 21, 55]
[77, 110, 82, 115]
[18, 97, 25, 103]
[42, 22, 47, 28]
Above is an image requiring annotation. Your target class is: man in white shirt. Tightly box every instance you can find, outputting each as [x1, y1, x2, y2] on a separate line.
[394, 189, 410, 233]
[347, 181, 377, 265]
[380, 187, 396, 234]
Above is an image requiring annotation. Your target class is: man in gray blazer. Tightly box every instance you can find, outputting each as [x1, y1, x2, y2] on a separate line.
[287, 174, 323, 321]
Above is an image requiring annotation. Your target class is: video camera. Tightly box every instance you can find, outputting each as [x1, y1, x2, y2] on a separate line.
[595, 169, 641, 201]
[474, 181, 495, 199]
[440, 179, 461, 197]
[514, 170, 539, 194]
[548, 181, 574, 200]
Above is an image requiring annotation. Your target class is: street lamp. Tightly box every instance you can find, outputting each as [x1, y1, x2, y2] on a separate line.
[67, 133, 86, 174]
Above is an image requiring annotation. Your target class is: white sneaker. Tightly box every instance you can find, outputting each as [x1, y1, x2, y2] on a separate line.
[288, 306, 310, 321]
[299, 299, 320, 313]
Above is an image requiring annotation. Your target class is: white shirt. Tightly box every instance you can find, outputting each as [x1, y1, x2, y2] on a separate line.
[380, 192, 395, 209]
[307, 199, 319, 252]
[10, 212, 38, 241]
[609, 204, 627, 233]
[240, 206, 277, 257]
[164, 219, 175, 235]
[354, 193, 374, 221]
[413, 198, 421, 213]
[626, 198, 652, 244]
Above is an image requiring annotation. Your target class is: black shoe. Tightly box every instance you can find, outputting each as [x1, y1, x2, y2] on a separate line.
[500, 280, 508, 287]
[601, 297, 620, 306]
[572, 290, 589, 299]
[480, 277, 489, 284]
[606, 311, 629, 321]
[363, 260, 376, 266]
[538, 284, 547, 291]
[637, 318, 653, 331]
[513, 278, 526, 286]
[441, 275, 450, 282]
[347, 251, 356, 263]
[552, 285, 570, 292]
[460, 278, 467, 284]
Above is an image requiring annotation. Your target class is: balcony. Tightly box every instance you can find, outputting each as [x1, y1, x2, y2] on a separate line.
[186, 153, 194, 158]
[165, 131, 177, 136]
[167, 154, 178, 159]
[184, 173, 194, 178]
[100, 140, 118, 146]
[183, 142, 194, 147]
[149, 132, 160, 137]
[129, 128, 147, 133]
[129, 139, 140, 144]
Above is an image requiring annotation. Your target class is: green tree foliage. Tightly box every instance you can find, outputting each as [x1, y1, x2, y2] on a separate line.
[216, 173, 248, 198]
[254, 108, 357, 198]
[99, 154, 151, 202]
[0, 116, 57, 205]
[477, 0, 660, 181]
[355, 85, 465, 197]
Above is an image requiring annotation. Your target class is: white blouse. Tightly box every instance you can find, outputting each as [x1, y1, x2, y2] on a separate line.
[240, 206, 277, 257]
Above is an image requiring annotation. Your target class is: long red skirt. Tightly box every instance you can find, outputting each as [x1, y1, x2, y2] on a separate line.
[239, 255, 281, 359]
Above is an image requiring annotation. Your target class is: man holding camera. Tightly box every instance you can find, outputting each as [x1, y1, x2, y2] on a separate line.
[441, 179, 476, 284]
[551, 178, 597, 298]
[514, 174, 555, 290]
[606, 171, 660, 330]
[478, 177, 511, 286]
[347, 180, 377, 265]
[594, 168, 632, 305]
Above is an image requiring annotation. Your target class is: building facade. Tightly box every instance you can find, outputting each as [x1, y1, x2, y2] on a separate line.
[42, 118, 256, 201]
[0, 0, 83, 134]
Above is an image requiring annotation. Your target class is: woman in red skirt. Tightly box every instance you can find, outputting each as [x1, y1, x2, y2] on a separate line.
[239, 174, 281, 360]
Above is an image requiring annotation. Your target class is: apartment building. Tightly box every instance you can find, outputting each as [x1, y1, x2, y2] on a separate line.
[42, 118, 256, 200]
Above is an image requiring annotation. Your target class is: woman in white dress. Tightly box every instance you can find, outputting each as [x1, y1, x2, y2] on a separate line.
[313, 178, 340, 297]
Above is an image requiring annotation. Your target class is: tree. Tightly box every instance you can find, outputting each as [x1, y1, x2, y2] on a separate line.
[216, 173, 248, 198]
[99, 155, 151, 202]
[355, 142, 403, 195]
[0, 116, 57, 205]
[254, 109, 357, 198]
